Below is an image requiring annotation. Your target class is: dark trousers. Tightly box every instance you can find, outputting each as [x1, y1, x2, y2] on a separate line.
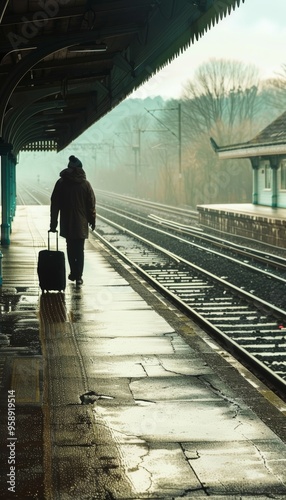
[66, 238, 85, 279]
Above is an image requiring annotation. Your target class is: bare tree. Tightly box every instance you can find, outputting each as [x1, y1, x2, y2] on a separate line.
[163, 59, 268, 206]
[182, 58, 262, 145]
[262, 67, 286, 122]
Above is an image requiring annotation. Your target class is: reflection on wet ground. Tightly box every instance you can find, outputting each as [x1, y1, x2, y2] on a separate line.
[0, 285, 44, 499]
[39, 291, 67, 323]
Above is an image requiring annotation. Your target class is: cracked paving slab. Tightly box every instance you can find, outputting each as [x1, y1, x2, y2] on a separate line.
[92, 401, 286, 497]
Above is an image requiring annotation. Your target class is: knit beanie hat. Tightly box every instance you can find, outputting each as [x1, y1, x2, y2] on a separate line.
[68, 155, 82, 168]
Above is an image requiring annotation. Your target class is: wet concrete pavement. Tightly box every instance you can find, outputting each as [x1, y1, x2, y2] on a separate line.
[1, 206, 286, 499]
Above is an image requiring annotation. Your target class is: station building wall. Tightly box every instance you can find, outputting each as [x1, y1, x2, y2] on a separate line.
[256, 158, 286, 208]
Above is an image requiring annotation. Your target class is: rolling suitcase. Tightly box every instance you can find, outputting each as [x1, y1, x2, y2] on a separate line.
[38, 230, 66, 292]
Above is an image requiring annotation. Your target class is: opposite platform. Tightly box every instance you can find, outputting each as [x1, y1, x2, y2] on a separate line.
[1, 205, 286, 499]
[197, 203, 286, 249]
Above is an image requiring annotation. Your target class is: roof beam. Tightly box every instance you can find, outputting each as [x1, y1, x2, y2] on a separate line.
[0, 7, 84, 27]
[0, 0, 151, 26]
[0, 0, 9, 24]
[6, 100, 66, 144]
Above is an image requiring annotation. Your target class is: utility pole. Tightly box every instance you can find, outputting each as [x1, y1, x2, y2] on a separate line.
[133, 128, 141, 186]
[145, 104, 182, 179]
[178, 102, 182, 179]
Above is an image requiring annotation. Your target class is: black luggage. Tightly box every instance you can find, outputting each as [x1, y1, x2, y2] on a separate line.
[38, 231, 66, 292]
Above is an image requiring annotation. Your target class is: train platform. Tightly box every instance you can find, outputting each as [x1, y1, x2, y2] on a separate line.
[1, 205, 286, 499]
[197, 203, 286, 249]
[198, 203, 286, 219]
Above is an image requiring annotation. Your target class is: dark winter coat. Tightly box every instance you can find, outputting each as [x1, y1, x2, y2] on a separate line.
[50, 167, 96, 239]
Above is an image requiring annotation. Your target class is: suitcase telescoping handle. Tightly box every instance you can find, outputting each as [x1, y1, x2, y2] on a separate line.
[48, 230, 58, 251]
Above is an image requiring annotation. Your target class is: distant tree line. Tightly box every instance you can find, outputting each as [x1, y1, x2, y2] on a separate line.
[78, 58, 286, 207]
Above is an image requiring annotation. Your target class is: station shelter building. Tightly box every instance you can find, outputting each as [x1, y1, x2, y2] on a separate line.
[197, 111, 286, 249]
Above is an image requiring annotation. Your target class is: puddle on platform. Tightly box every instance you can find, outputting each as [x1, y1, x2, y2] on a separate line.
[0, 287, 41, 353]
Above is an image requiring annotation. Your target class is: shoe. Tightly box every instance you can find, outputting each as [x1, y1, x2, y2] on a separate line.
[68, 274, 75, 281]
[76, 279, 83, 286]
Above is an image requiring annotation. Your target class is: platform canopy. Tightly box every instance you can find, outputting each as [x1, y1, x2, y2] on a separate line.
[210, 110, 286, 160]
[0, 0, 244, 156]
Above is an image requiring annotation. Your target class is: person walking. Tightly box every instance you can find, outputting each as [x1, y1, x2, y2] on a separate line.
[50, 155, 96, 286]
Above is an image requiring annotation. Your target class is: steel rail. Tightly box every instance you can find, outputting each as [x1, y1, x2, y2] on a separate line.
[148, 214, 286, 271]
[98, 190, 286, 264]
[97, 189, 198, 218]
[17, 183, 51, 205]
[97, 214, 286, 316]
[97, 205, 286, 286]
[98, 199, 286, 271]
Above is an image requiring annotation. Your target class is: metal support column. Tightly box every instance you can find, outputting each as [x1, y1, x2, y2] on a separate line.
[9, 154, 17, 221]
[178, 102, 182, 180]
[270, 156, 279, 208]
[251, 157, 259, 205]
[0, 140, 13, 245]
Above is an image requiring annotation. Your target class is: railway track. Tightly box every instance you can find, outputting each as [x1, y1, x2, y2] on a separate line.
[97, 190, 286, 260]
[97, 204, 286, 296]
[97, 195, 286, 274]
[148, 213, 286, 272]
[96, 189, 199, 221]
[17, 183, 50, 205]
